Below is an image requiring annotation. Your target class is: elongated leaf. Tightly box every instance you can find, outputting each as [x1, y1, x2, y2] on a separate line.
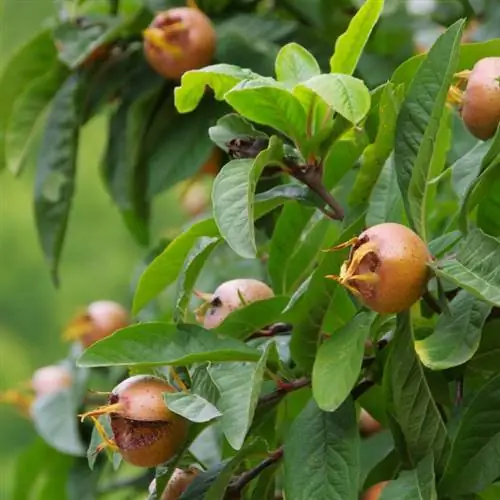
[214, 296, 289, 340]
[212, 136, 283, 258]
[329, 0, 384, 75]
[208, 345, 271, 450]
[164, 392, 222, 423]
[439, 374, 500, 496]
[296, 74, 371, 124]
[175, 64, 260, 113]
[34, 75, 81, 284]
[31, 389, 86, 457]
[275, 43, 320, 84]
[290, 211, 366, 373]
[284, 398, 359, 500]
[380, 454, 437, 500]
[430, 228, 500, 307]
[350, 83, 404, 206]
[6, 62, 68, 175]
[383, 311, 448, 468]
[451, 141, 487, 200]
[313, 311, 376, 412]
[225, 81, 307, 141]
[77, 322, 260, 367]
[0, 30, 58, 170]
[394, 20, 464, 239]
[415, 290, 491, 370]
[175, 237, 222, 322]
[133, 218, 219, 314]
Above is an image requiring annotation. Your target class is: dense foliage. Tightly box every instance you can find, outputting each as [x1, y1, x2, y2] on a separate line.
[3, 0, 500, 499]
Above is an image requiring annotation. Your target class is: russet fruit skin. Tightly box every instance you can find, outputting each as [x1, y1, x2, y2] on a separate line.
[359, 408, 382, 438]
[461, 57, 500, 140]
[31, 365, 72, 396]
[362, 481, 389, 500]
[200, 279, 274, 329]
[143, 7, 216, 80]
[109, 375, 177, 422]
[150, 468, 199, 499]
[330, 223, 431, 314]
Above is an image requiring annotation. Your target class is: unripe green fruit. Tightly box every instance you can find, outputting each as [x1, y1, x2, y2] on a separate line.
[328, 223, 431, 314]
[461, 57, 500, 140]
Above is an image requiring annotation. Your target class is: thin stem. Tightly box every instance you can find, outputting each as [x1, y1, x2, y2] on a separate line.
[258, 377, 310, 407]
[351, 378, 374, 400]
[226, 447, 284, 497]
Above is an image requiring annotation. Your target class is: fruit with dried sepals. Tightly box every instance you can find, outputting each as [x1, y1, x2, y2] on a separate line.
[195, 279, 274, 329]
[143, 6, 216, 80]
[459, 57, 500, 140]
[81, 375, 188, 467]
[359, 408, 382, 438]
[149, 467, 200, 499]
[326, 223, 431, 314]
[63, 300, 129, 347]
[362, 481, 389, 500]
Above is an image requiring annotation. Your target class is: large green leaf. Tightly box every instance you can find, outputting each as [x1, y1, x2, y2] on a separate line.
[164, 392, 222, 423]
[470, 320, 500, 373]
[430, 229, 500, 307]
[380, 454, 437, 500]
[439, 374, 500, 496]
[350, 83, 404, 207]
[329, 0, 384, 75]
[214, 296, 289, 340]
[290, 211, 366, 373]
[133, 218, 219, 314]
[174, 64, 260, 113]
[208, 345, 271, 450]
[224, 81, 307, 141]
[296, 74, 371, 124]
[34, 75, 81, 284]
[450, 141, 487, 201]
[275, 43, 320, 85]
[312, 311, 376, 412]
[0, 30, 57, 170]
[415, 290, 491, 370]
[284, 398, 359, 500]
[31, 389, 86, 457]
[212, 136, 283, 258]
[383, 311, 448, 468]
[77, 323, 260, 367]
[394, 20, 464, 239]
[5, 62, 68, 175]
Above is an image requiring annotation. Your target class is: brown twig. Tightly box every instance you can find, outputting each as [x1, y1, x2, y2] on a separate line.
[225, 447, 284, 498]
[258, 377, 311, 407]
[247, 322, 293, 341]
[351, 378, 375, 400]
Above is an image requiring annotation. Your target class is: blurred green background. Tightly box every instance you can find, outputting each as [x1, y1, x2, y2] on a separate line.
[0, 0, 186, 494]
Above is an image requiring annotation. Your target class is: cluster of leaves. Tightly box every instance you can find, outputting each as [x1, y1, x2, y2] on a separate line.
[6, 0, 500, 499]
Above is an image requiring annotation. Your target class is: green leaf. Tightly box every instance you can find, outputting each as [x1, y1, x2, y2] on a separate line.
[415, 290, 491, 370]
[312, 311, 376, 412]
[451, 141, 487, 201]
[5, 61, 68, 175]
[34, 74, 81, 284]
[380, 454, 437, 500]
[212, 136, 283, 259]
[0, 30, 58, 171]
[208, 345, 271, 450]
[214, 296, 289, 340]
[430, 228, 500, 308]
[133, 218, 219, 314]
[164, 392, 222, 423]
[439, 374, 500, 496]
[77, 322, 260, 367]
[284, 398, 359, 500]
[147, 98, 224, 197]
[31, 389, 86, 457]
[329, 0, 384, 75]
[470, 320, 500, 373]
[350, 82, 404, 206]
[275, 43, 320, 85]
[296, 74, 371, 124]
[87, 415, 118, 470]
[208, 113, 268, 152]
[224, 81, 307, 141]
[394, 20, 464, 239]
[174, 64, 260, 113]
[383, 311, 448, 468]
[175, 237, 222, 322]
[290, 211, 366, 373]
[359, 431, 395, 489]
